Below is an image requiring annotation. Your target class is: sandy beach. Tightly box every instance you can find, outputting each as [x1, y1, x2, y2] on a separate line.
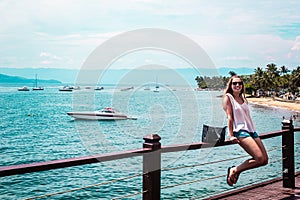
[247, 97, 300, 112]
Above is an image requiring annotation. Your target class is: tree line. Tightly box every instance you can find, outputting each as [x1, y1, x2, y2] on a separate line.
[195, 63, 300, 95]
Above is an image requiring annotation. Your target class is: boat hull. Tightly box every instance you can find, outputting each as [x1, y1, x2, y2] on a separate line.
[59, 89, 73, 92]
[32, 87, 44, 91]
[67, 111, 128, 120]
[18, 89, 30, 91]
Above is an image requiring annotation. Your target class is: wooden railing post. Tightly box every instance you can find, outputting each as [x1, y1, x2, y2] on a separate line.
[281, 119, 295, 188]
[143, 134, 161, 200]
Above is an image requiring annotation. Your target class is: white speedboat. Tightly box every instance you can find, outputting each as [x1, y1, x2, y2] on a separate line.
[18, 86, 30, 91]
[94, 86, 104, 91]
[67, 107, 135, 120]
[59, 86, 73, 92]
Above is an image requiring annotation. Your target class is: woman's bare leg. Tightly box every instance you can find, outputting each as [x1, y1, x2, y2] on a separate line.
[229, 137, 268, 184]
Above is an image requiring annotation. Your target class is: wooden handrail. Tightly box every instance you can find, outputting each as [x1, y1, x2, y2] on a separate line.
[161, 129, 289, 153]
[0, 129, 292, 177]
[0, 148, 152, 177]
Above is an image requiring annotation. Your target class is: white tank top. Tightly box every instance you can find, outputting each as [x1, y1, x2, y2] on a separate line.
[226, 93, 256, 133]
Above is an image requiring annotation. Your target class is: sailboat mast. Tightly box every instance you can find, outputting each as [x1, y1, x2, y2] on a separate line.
[32, 74, 44, 90]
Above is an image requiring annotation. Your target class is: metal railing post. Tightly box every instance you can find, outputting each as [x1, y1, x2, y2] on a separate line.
[143, 134, 161, 200]
[281, 119, 295, 188]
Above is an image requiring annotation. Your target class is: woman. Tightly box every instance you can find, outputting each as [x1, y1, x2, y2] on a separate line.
[223, 76, 268, 186]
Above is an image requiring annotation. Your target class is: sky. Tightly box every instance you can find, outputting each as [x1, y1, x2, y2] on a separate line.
[1, 0, 300, 71]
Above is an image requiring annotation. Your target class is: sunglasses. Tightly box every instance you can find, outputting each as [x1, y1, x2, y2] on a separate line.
[232, 81, 243, 86]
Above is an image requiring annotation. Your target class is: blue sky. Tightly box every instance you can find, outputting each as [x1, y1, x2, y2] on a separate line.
[1, 0, 300, 71]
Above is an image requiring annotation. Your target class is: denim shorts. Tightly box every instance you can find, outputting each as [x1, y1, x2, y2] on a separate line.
[233, 130, 259, 139]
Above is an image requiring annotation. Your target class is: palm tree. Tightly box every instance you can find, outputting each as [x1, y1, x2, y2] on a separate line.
[266, 63, 280, 92]
[290, 66, 300, 92]
[266, 63, 279, 76]
[280, 65, 289, 76]
[228, 71, 237, 77]
[222, 76, 228, 87]
[195, 76, 207, 89]
[279, 74, 290, 90]
[252, 67, 265, 90]
[254, 67, 263, 76]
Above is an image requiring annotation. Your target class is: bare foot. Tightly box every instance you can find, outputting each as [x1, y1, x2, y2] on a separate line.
[227, 166, 235, 186]
[232, 167, 240, 184]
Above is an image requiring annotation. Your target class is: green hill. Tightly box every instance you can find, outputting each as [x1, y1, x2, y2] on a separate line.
[0, 74, 61, 84]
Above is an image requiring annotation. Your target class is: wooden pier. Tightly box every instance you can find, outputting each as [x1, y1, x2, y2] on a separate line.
[206, 172, 300, 199]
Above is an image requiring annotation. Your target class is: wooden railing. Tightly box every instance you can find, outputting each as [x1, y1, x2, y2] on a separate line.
[0, 120, 299, 199]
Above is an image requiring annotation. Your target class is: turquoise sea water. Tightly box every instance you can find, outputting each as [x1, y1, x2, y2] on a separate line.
[0, 86, 299, 199]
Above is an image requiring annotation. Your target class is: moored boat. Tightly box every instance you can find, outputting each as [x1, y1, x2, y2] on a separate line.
[32, 74, 44, 90]
[18, 86, 30, 91]
[94, 86, 104, 91]
[32, 87, 44, 91]
[120, 86, 134, 91]
[67, 107, 136, 120]
[59, 86, 73, 92]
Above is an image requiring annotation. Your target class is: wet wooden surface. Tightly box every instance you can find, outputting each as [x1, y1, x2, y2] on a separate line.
[205, 173, 300, 200]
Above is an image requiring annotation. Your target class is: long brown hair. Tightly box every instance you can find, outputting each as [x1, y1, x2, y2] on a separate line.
[224, 75, 247, 103]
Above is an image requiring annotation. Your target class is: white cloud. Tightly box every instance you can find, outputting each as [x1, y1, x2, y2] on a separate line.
[1, 0, 300, 69]
[190, 33, 298, 67]
[39, 52, 62, 60]
[41, 60, 51, 65]
[291, 36, 300, 51]
[224, 56, 250, 61]
[39, 52, 51, 57]
[35, 31, 122, 47]
[38, 51, 73, 67]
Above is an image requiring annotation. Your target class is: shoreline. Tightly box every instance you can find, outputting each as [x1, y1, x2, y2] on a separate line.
[247, 97, 300, 112]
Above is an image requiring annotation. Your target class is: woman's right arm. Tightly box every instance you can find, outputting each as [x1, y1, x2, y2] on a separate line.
[223, 95, 239, 143]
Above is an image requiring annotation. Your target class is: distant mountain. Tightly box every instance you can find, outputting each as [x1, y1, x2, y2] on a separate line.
[0, 68, 77, 84]
[0, 74, 61, 84]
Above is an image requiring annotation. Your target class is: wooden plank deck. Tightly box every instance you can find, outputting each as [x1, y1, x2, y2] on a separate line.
[205, 172, 300, 200]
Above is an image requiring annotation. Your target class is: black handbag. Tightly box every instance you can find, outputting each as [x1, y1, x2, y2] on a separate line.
[202, 124, 226, 145]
